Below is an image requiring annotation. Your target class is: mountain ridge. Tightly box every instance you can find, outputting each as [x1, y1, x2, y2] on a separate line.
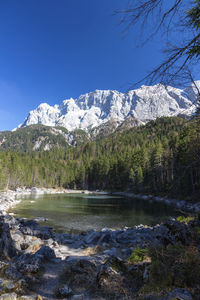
[17, 82, 199, 132]
[0, 125, 90, 151]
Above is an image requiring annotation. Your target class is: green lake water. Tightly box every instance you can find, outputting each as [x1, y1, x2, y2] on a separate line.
[9, 193, 179, 233]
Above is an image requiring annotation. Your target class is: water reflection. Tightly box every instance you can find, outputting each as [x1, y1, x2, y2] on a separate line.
[10, 193, 178, 233]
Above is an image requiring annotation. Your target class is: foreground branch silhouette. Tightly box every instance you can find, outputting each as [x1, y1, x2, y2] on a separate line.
[116, 0, 200, 87]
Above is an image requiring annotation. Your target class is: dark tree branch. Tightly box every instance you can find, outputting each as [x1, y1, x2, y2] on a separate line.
[116, 0, 200, 87]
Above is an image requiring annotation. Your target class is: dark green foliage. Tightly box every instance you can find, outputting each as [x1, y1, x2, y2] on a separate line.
[0, 125, 69, 151]
[0, 124, 89, 151]
[141, 244, 200, 293]
[129, 248, 149, 264]
[187, 0, 200, 57]
[70, 129, 90, 146]
[176, 216, 195, 224]
[137, 216, 200, 296]
[0, 116, 199, 201]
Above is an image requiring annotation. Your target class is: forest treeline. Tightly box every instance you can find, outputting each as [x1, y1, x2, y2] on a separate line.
[0, 116, 199, 200]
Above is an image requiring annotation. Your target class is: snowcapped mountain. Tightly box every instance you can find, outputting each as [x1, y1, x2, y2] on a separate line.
[18, 83, 199, 132]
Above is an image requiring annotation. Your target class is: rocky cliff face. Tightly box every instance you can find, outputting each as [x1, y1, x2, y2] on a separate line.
[17, 82, 199, 132]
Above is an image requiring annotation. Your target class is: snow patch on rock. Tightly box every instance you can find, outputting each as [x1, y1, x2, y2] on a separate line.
[18, 82, 199, 132]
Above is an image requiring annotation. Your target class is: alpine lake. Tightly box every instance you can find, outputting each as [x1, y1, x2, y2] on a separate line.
[9, 193, 179, 233]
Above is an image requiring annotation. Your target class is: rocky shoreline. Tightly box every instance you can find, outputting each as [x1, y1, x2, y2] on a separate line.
[1, 187, 200, 217]
[113, 191, 200, 213]
[0, 211, 197, 299]
[0, 188, 199, 299]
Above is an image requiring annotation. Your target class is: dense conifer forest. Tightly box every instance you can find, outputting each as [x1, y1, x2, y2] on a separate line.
[0, 116, 199, 201]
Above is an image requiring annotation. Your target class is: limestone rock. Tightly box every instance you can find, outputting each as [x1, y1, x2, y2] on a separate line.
[166, 288, 193, 300]
[58, 284, 73, 297]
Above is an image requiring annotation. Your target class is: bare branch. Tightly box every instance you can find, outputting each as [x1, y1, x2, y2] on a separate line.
[116, 0, 200, 87]
[116, 0, 183, 41]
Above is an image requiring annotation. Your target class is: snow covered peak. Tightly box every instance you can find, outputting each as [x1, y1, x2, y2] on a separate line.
[182, 80, 200, 103]
[37, 102, 51, 108]
[19, 83, 199, 132]
[23, 102, 60, 127]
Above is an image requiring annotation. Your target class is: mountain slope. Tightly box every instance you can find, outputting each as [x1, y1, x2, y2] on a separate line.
[1, 116, 199, 201]
[17, 82, 199, 132]
[0, 125, 90, 151]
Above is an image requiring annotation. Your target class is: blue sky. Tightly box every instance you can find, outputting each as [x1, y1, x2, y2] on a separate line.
[0, 0, 166, 131]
